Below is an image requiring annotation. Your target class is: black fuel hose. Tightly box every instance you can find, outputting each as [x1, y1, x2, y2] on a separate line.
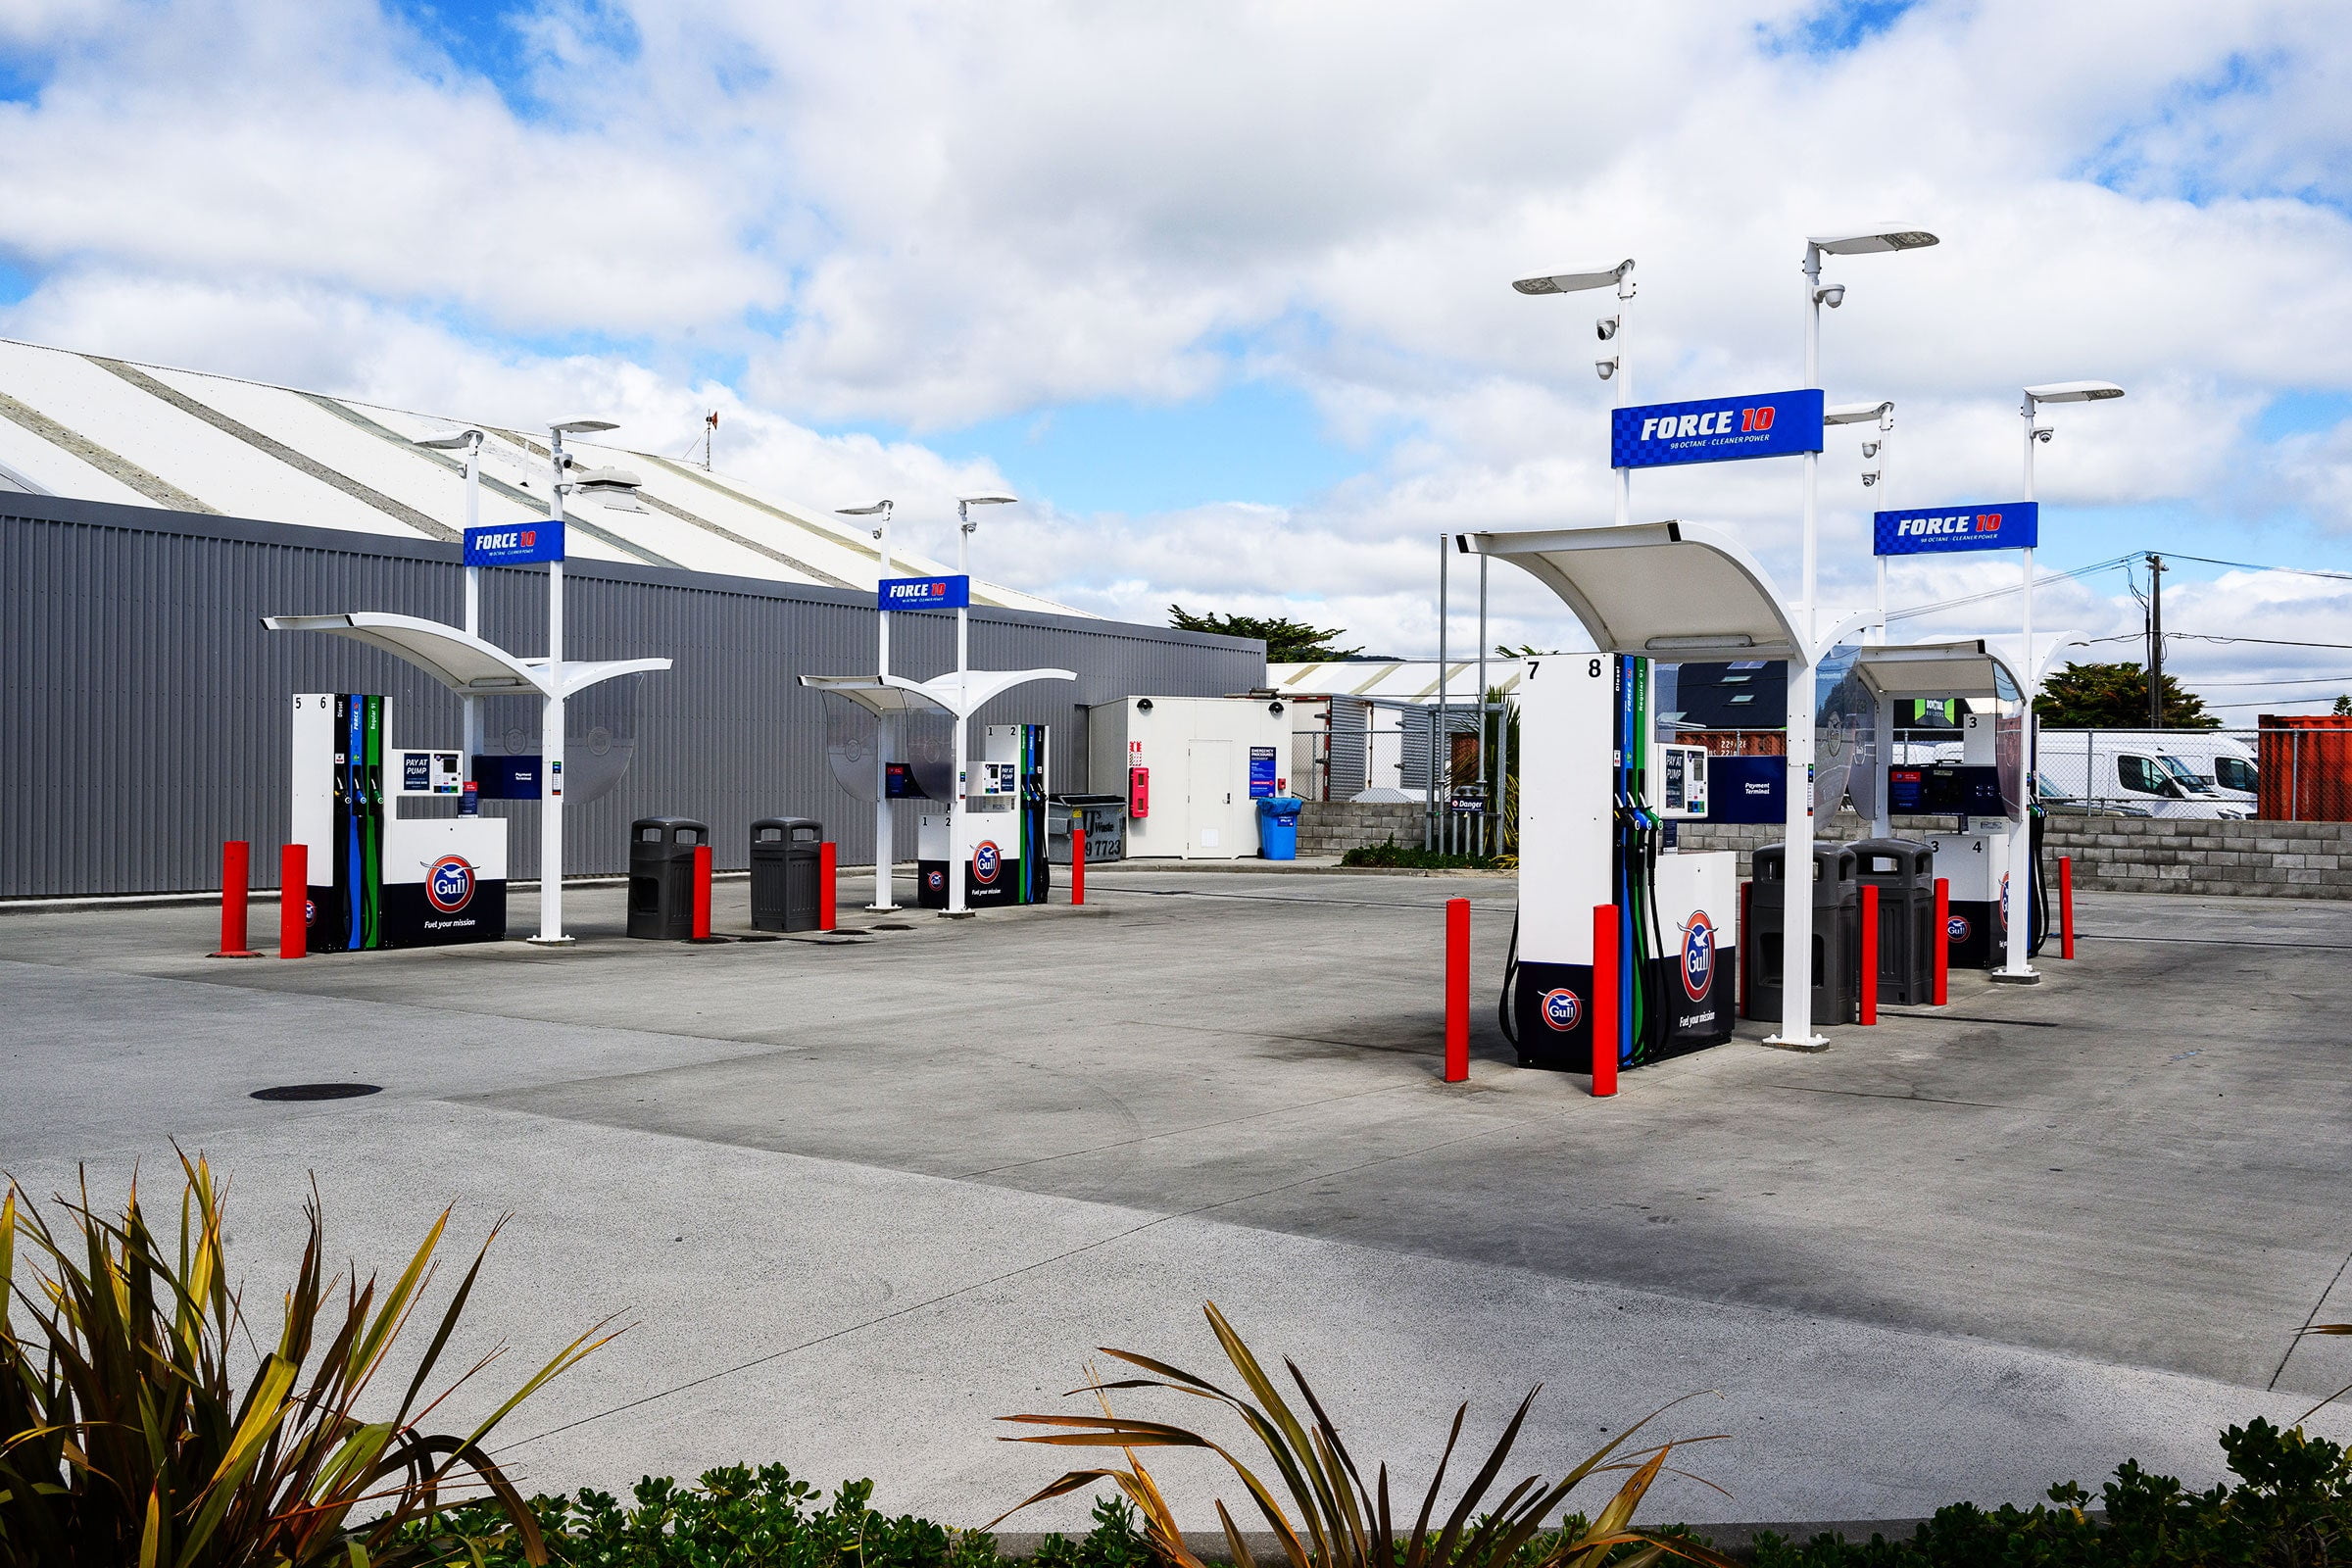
[1498, 911, 1520, 1048]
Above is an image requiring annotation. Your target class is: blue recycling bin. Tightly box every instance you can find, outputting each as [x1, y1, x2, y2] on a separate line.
[1256, 795, 1304, 860]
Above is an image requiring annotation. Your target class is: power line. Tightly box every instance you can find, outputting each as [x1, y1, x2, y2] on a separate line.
[2083, 631, 2352, 653]
[2160, 552, 2352, 586]
[1886, 552, 2139, 622]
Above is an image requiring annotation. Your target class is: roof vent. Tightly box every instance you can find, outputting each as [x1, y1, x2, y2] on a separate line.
[573, 466, 649, 513]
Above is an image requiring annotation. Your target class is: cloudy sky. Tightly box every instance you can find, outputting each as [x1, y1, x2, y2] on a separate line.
[4, 0, 2351, 713]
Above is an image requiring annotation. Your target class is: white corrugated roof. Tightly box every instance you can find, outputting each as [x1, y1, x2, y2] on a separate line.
[0, 336, 1081, 612]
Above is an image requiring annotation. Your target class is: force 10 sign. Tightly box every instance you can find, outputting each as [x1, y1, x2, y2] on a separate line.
[1874, 502, 2038, 557]
[464, 521, 564, 566]
[1611, 389, 1825, 470]
[877, 574, 971, 611]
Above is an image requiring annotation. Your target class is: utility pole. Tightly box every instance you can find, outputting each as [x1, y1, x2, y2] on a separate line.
[2147, 553, 2167, 728]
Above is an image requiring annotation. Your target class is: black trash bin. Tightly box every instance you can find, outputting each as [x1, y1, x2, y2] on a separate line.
[1849, 838, 1936, 1004]
[627, 816, 707, 940]
[1742, 842, 1861, 1024]
[750, 817, 824, 932]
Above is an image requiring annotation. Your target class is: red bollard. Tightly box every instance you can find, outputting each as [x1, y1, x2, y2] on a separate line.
[1932, 876, 1950, 1005]
[278, 844, 308, 959]
[210, 841, 261, 957]
[1444, 897, 1469, 1083]
[1071, 828, 1087, 906]
[819, 841, 837, 931]
[691, 844, 713, 940]
[1591, 904, 1619, 1098]
[1859, 883, 1879, 1025]
[2059, 856, 2075, 959]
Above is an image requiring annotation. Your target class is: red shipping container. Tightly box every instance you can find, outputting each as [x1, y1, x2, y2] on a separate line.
[2259, 715, 2352, 822]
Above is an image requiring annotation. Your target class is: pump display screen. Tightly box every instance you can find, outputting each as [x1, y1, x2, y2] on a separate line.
[1889, 764, 2005, 815]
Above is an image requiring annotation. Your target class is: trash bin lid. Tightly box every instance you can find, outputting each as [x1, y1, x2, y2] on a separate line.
[634, 815, 709, 843]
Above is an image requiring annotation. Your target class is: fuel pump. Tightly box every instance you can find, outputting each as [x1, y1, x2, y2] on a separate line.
[1500, 654, 1736, 1074]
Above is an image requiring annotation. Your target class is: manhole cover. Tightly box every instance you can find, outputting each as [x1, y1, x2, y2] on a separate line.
[249, 1083, 383, 1102]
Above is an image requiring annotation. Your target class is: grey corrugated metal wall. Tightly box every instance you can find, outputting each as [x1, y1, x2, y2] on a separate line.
[2, 496, 1262, 896]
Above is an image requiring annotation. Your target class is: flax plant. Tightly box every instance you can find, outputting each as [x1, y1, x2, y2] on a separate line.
[993, 1302, 1736, 1568]
[0, 1152, 618, 1568]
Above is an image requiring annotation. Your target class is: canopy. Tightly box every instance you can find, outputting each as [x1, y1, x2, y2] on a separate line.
[799, 667, 1074, 719]
[1848, 638, 2025, 705]
[1457, 521, 1804, 661]
[261, 612, 670, 698]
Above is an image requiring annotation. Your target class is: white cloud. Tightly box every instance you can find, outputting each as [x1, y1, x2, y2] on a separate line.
[4, 0, 2352, 673]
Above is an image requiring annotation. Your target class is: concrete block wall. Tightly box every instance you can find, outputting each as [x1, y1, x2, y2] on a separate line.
[1298, 801, 1425, 857]
[1676, 812, 2352, 900]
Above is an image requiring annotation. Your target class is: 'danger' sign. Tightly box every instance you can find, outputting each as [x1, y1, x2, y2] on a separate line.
[1611, 389, 1825, 469]
[464, 521, 564, 566]
[1874, 502, 2038, 556]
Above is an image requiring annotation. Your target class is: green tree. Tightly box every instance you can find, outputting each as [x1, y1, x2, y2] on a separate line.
[1167, 606, 1360, 662]
[2334, 694, 2352, 716]
[2034, 661, 2218, 727]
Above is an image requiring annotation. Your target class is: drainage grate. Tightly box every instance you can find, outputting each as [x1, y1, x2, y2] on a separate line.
[249, 1083, 383, 1102]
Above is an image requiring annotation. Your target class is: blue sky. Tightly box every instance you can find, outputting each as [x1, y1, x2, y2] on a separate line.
[2, 0, 2350, 698]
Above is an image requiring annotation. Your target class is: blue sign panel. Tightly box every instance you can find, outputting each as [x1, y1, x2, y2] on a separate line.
[1611, 388, 1825, 469]
[464, 520, 564, 566]
[878, 574, 970, 611]
[1249, 745, 1278, 799]
[1874, 502, 2038, 556]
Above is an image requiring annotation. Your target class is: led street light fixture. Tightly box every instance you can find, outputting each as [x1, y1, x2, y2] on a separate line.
[414, 428, 484, 451]
[1808, 226, 1940, 254]
[1825, 400, 1895, 425]
[1512, 259, 1635, 295]
[2025, 380, 2127, 403]
[552, 419, 619, 435]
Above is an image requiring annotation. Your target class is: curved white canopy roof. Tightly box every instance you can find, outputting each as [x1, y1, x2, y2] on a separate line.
[262, 612, 669, 698]
[1458, 520, 1804, 661]
[1848, 637, 2025, 703]
[799, 667, 1074, 719]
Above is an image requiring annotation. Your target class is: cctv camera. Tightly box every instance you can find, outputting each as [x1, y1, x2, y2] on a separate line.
[1861, 470, 1881, 487]
[1595, 315, 1620, 341]
[1862, 441, 1881, 459]
[1595, 357, 1619, 380]
[2034, 426, 2054, 444]
[1814, 284, 1846, 308]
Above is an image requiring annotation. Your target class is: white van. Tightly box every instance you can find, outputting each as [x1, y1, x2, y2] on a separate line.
[2035, 730, 2253, 819]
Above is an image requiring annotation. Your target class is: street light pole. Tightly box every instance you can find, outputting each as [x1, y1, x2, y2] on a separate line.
[1510, 259, 1636, 524]
[528, 417, 617, 947]
[949, 494, 1015, 917]
[415, 427, 488, 772]
[841, 501, 897, 909]
[1767, 226, 1937, 1051]
[1999, 380, 2125, 984]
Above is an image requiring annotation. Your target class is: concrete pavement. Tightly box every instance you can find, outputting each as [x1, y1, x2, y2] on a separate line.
[4, 871, 2348, 1531]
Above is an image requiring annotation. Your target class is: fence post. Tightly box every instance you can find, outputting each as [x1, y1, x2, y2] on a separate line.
[278, 844, 308, 959]
[819, 841, 837, 931]
[1444, 898, 1469, 1083]
[209, 841, 261, 957]
[2059, 856, 2075, 959]
[1592, 904, 1619, 1098]
[1932, 876, 1949, 1005]
[1859, 883, 1879, 1025]
[1072, 827, 1087, 906]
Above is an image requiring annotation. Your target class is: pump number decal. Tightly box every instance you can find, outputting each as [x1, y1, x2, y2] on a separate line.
[1681, 911, 1716, 1002]
[1946, 913, 1972, 943]
[425, 856, 476, 914]
[1540, 988, 1583, 1032]
[972, 841, 1002, 884]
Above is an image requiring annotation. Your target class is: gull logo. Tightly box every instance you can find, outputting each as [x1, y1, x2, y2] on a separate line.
[424, 856, 475, 913]
[1540, 988, 1582, 1032]
[1681, 911, 1716, 1002]
[1946, 912, 1972, 943]
[972, 840, 1002, 884]
[925, 868, 946, 892]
